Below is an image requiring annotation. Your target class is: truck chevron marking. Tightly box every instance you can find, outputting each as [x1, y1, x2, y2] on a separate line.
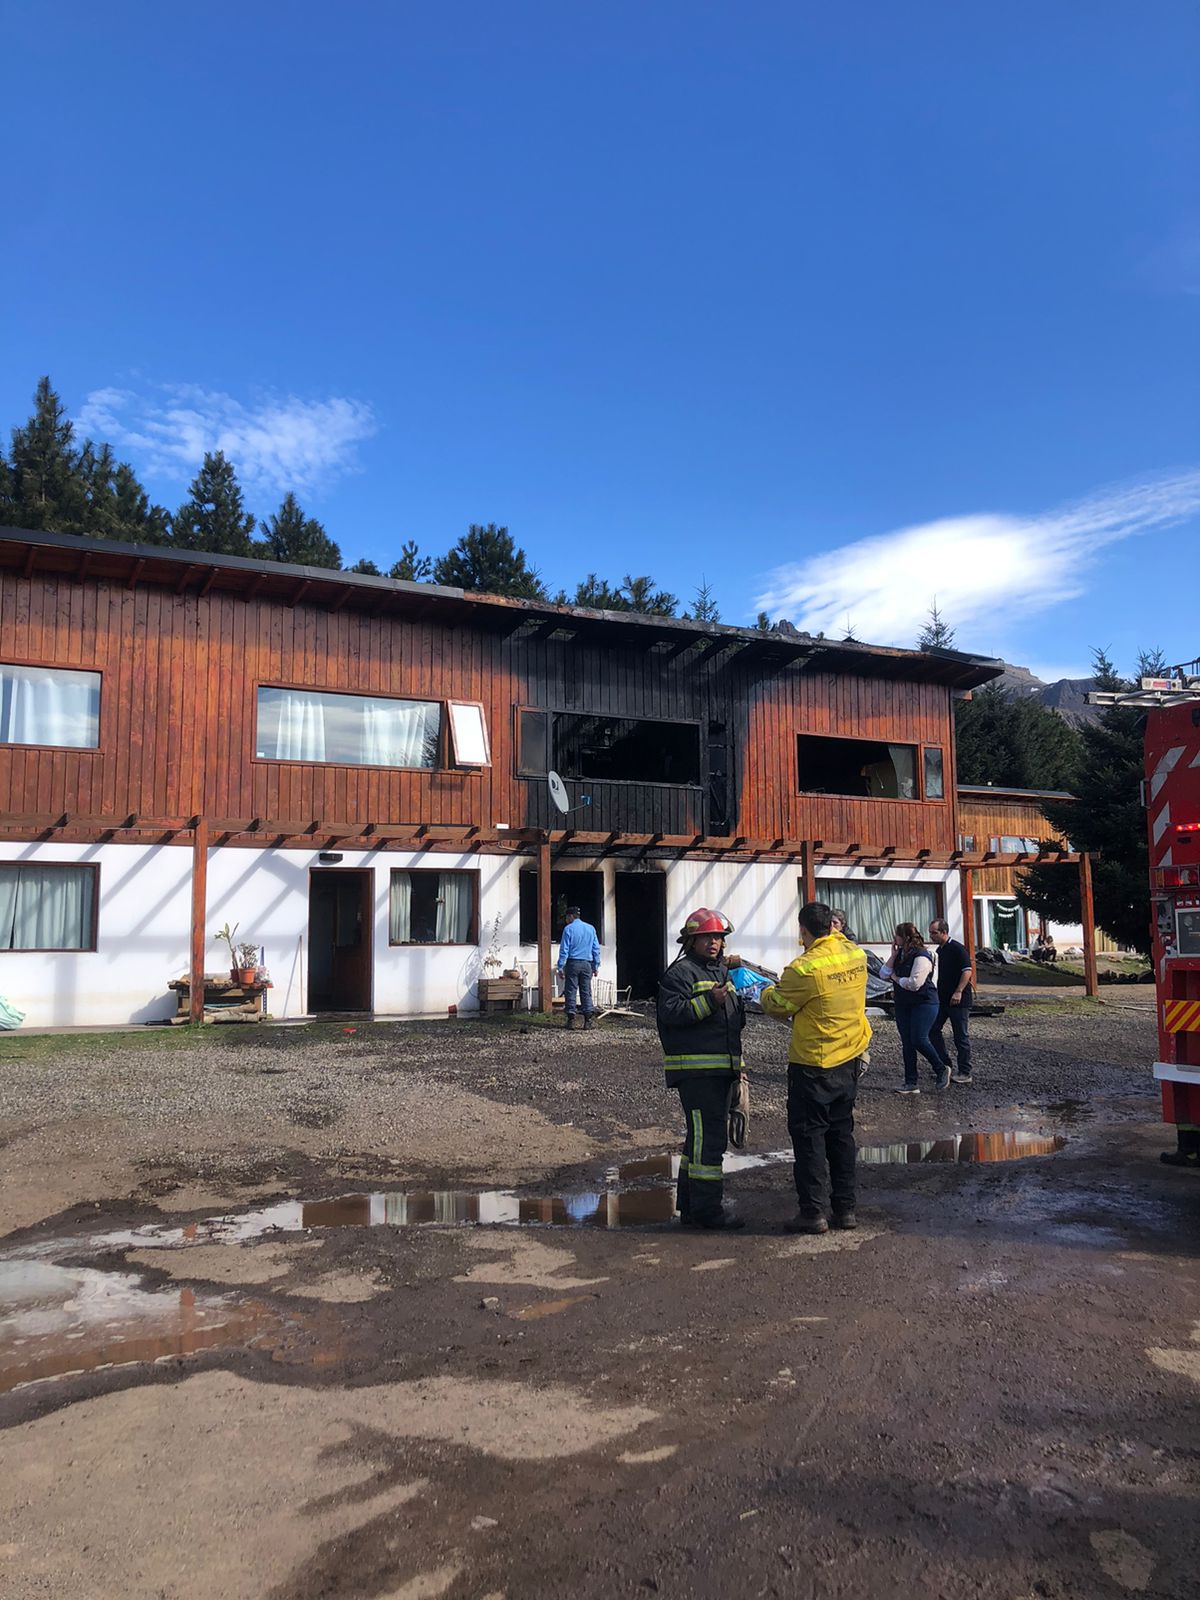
[1164, 999, 1200, 1034]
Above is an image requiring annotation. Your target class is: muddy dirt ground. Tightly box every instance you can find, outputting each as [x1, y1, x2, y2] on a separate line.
[2, 998, 1199, 1600]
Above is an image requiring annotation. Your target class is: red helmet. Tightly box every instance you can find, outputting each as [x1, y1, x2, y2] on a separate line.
[679, 907, 734, 941]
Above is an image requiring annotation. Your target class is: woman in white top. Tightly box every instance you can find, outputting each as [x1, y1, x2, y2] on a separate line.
[880, 922, 948, 1095]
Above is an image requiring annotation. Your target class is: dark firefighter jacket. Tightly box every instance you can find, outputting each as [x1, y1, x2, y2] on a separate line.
[656, 951, 746, 1084]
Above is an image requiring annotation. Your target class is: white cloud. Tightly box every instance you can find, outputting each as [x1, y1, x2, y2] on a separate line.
[753, 471, 1200, 647]
[76, 383, 377, 496]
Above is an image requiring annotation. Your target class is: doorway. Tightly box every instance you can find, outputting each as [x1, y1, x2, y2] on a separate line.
[308, 870, 373, 1012]
[615, 873, 667, 999]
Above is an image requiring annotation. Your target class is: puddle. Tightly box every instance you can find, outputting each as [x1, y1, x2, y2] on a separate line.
[857, 1133, 1067, 1165]
[0, 1260, 303, 1395]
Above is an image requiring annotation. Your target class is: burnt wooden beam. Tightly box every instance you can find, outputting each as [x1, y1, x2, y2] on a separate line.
[662, 636, 698, 661]
[175, 563, 199, 595]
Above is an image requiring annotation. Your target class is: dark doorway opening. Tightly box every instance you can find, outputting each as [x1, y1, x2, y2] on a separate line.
[308, 869, 373, 1012]
[615, 873, 666, 999]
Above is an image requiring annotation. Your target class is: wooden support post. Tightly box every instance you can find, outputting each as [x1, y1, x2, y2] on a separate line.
[1080, 851, 1099, 999]
[189, 818, 209, 1023]
[537, 834, 552, 1015]
[800, 840, 816, 906]
[959, 867, 975, 971]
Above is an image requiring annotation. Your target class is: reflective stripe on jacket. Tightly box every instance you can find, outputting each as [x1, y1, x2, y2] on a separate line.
[656, 952, 745, 1083]
[760, 933, 872, 1068]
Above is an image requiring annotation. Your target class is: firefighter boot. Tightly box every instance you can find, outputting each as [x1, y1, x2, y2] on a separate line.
[1160, 1126, 1200, 1166]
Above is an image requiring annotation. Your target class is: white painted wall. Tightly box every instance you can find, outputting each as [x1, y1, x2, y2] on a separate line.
[0, 841, 192, 1028]
[2, 842, 963, 1028]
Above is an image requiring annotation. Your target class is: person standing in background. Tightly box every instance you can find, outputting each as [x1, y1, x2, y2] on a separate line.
[557, 906, 600, 1030]
[928, 918, 974, 1084]
[882, 922, 946, 1094]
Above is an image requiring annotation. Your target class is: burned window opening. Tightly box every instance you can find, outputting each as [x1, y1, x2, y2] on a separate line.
[796, 734, 917, 800]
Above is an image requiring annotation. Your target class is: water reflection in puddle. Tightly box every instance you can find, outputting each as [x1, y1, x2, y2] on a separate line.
[0, 1260, 302, 1395]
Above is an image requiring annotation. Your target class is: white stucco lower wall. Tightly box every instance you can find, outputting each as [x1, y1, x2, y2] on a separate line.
[2, 842, 963, 1028]
[0, 840, 193, 1028]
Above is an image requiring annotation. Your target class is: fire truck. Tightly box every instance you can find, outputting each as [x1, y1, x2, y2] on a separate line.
[1093, 667, 1200, 1159]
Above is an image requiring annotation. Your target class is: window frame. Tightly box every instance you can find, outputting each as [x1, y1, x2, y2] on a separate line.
[446, 700, 491, 768]
[795, 729, 921, 803]
[515, 705, 704, 790]
[0, 658, 104, 753]
[806, 876, 944, 944]
[921, 745, 946, 802]
[252, 680, 454, 773]
[388, 868, 480, 947]
[0, 861, 100, 952]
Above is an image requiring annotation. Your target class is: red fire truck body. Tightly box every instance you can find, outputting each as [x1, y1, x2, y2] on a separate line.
[1145, 699, 1200, 1128]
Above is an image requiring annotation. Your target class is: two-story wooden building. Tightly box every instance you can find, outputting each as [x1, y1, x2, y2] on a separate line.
[956, 784, 1095, 951]
[0, 526, 1013, 1028]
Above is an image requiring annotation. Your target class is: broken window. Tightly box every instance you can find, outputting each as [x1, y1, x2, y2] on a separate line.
[554, 714, 700, 786]
[519, 871, 604, 944]
[796, 735, 917, 800]
[517, 709, 550, 776]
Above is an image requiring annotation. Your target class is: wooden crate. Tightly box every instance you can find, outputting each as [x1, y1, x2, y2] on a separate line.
[477, 976, 523, 1013]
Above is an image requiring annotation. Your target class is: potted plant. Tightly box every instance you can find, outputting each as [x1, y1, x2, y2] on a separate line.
[481, 914, 504, 978]
[214, 922, 258, 986]
[235, 942, 260, 987]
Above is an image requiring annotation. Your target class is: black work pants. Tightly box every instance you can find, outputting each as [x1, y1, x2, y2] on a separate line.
[675, 1076, 735, 1224]
[787, 1058, 860, 1218]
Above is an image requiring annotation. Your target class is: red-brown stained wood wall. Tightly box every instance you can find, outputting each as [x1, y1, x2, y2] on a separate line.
[1, 568, 960, 850]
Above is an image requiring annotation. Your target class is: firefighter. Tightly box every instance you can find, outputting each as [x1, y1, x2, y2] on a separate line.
[656, 907, 747, 1231]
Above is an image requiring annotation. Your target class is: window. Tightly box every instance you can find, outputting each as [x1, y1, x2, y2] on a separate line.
[447, 701, 490, 766]
[0, 864, 97, 951]
[814, 879, 940, 944]
[923, 747, 945, 800]
[256, 687, 441, 768]
[998, 835, 1039, 854]
[958, 835, 976, 852]
[518, 708, 700, 786]
[389, 871, 478, 944]
[1, 663, 100, 749]
[796, 735, 917, 800]
[517, 709, 550, 777]
[519, 870, 605, 943]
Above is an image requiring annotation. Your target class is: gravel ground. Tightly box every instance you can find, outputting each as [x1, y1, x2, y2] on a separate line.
[5, 997, 1199, 1600]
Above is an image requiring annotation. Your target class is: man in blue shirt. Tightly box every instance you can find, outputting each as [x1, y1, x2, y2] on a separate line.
[557, 906, 601, 1030]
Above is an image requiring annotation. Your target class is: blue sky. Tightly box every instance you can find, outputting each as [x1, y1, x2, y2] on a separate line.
[3, 1, 1197, 679]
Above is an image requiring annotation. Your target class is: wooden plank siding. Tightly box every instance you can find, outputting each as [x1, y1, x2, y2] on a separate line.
[958, 793, 1073, 894]
[1, 567, 960, 849]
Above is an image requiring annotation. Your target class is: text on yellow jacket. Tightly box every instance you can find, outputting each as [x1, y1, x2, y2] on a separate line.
[760, 933, 872, 1068]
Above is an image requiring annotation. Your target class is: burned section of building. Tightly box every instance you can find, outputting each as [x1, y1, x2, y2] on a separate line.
[0, 525, 1029, 1027]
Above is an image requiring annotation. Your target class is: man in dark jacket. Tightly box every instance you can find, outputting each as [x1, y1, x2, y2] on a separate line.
[656, 906, 746, 1231]
[928, 918, 974, 1084]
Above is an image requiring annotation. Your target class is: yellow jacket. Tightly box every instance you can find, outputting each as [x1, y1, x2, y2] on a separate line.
[760, 933, 872, 1068]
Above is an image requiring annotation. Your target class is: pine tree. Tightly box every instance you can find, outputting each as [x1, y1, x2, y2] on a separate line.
[5, 377, 90, 531]
[389, 541, 433, 582]
[433, 523, 546, 599]
[109, 462, 172, 544]
[687, 577, 720, 623]
[918, 601, 956, 650]
[955, 684, 1082, 790]
[756, 611, 772, 632]
[620, 574, 678, 616]
[347, 557, 382, 575]
[1018, 648, 1150, 953]
[573, 574, 626, 610]
[173, 452, 257, 556]
[258, 492, 341, 567]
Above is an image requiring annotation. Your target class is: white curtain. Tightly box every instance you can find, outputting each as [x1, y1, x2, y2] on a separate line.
[389, 871, 412, 942]
[435, 873, 472, 943]
[0, 865, 94, 950]
[826, 880, 939, 944]
[0, 666, 99, 748]
[363, 698, 438, 768]
[271, 692, 327, 761]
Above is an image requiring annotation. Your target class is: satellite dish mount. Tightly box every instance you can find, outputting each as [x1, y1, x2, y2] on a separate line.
[548, 770, 593, 815]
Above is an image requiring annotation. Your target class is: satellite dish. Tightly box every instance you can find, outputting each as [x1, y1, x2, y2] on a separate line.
[548, 770, 570, 813]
